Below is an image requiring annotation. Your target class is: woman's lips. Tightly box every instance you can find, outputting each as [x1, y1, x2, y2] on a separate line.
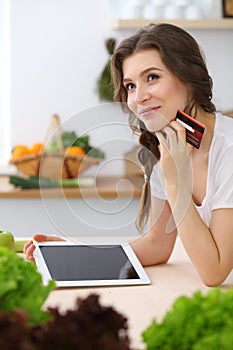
[139, 106, 161, 117]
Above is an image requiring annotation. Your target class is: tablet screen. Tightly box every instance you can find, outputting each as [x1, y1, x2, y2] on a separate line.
[40, 244, 139, 280]
[34, 242, 151, 287]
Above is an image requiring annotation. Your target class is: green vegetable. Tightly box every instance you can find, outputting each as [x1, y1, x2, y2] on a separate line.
[97, 38, 116, 102]
[0, 247, 56, 325]
[61, 131, 79, 149]
[9, 175, 95, 189]
[46, 130, 105, 159]
[142, 288, 233, 350]
[85, 146, 105, 159]
[14, 239, 28, 253]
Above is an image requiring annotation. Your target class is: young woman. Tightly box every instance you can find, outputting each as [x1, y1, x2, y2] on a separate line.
[25, 23, 233, 286]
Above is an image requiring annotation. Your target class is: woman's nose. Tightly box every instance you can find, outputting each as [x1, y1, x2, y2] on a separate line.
[134, 85, 150, 104]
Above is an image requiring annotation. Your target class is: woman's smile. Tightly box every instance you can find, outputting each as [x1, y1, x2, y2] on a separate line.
[139, 106, 161, 117]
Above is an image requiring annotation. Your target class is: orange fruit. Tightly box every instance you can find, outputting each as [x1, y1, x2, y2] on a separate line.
[12, 145, 30, 159]
[29, 142, 44, 154]
[65, 146, 86, 156]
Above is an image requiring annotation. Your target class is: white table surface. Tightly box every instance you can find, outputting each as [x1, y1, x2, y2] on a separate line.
[43, 237, 233, 350]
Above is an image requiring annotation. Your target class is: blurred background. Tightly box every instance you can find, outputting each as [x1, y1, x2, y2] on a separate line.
[0, 0, 233, 175]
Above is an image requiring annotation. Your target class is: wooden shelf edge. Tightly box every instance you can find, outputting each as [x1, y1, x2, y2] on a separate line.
[111, 18, 233, 30]
[0, 175, 143, 199]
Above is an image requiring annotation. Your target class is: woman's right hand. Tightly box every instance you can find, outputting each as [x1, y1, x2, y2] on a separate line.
[24, 233, 65, 262]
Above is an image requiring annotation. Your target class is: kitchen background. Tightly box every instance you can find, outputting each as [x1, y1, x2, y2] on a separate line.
[0, 0, 233, 238]
[0, 0, 233, 176]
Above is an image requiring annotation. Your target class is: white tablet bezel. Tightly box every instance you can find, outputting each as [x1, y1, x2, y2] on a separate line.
[33, 241, 151, 287]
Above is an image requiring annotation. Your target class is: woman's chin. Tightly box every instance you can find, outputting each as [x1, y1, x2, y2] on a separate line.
[145, 125, 156, 132]
[142, 113, 169, 132]
[144, 121, 168, 132]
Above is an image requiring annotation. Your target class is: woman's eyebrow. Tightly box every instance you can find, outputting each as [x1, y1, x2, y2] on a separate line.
[123, 77, 132, 84]
[123, 66, 163, 83]
[140, 67, 163, 76]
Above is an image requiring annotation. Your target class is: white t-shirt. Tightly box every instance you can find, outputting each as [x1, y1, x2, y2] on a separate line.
[150, 112, 233, 226]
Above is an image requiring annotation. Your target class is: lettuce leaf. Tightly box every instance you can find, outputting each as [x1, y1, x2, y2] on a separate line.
[0, 247, 56, 325]
[142, 288, 233, 350]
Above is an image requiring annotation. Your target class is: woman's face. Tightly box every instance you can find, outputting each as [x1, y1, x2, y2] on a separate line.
[122, 49, 189, 132]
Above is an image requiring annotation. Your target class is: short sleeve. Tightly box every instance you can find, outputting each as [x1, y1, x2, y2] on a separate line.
[211, 145, 233, 210]
[150, 162, 167, 200]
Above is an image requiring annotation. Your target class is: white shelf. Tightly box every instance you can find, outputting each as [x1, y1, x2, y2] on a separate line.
[112, 18, 233, 30]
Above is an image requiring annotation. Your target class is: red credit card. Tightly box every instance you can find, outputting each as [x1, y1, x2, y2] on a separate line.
[176, 109, 205, 149]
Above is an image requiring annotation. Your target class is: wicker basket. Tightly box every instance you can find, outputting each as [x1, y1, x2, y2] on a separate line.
[9, 115, 101, 179]
[9, 152, 101, 179]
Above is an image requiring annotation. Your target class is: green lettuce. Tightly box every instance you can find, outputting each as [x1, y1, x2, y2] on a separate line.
[142, 287, 233, 350]
[0, 247, 56, 325]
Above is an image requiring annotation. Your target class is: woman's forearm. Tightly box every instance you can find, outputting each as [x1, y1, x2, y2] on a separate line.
[130, 232, 176, 266]
[166, 185, 227, 285]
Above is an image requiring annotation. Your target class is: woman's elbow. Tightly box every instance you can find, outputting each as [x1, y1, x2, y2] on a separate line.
[200, 271, 229, 287]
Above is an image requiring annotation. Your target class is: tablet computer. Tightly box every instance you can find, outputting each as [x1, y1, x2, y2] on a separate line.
[33, 241, 151, 287]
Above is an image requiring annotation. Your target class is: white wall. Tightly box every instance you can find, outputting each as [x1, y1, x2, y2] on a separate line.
[9, 0, 233, 175]
[0, 0, 11, 163]
[10, 0, 114, 142]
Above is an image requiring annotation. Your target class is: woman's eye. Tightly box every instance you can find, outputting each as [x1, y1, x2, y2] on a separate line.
[125, 83, 135, 91]
[148, 74, 159, 81]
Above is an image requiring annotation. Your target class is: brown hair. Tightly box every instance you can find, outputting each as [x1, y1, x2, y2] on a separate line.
[111, 23, 216, 233]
